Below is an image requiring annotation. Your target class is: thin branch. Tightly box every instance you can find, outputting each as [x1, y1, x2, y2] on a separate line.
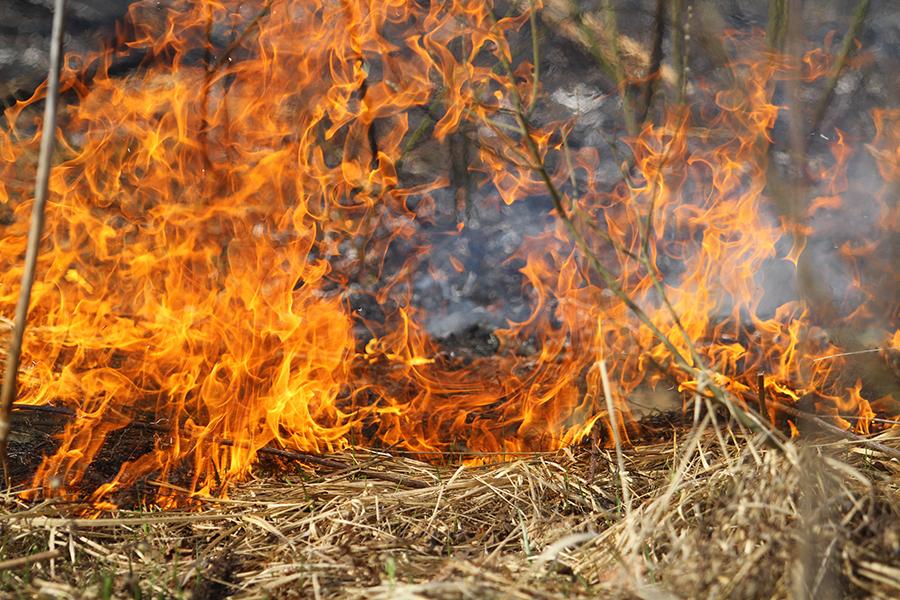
[0, 549, 61, 572]
[209, 0, 275, 72]
[396, 114, 433, 170]
[599, 360, 632, 514]
[812, 347, 894, 363]
[808, 0, 870, 136]
[757, 371, 767, 417]
[670, 0, 687, 104]
[0, 0, 68, 486]
[601, 0, 638, 136]
[617, 112, 710, 375]
[527, 0, 541, 114]
[637, 0, 666, 125]
[358, 62, 381, 170]
[767, 0, 789, 52]
[774, 401, 900, 461]
[485, 9, 781, 446]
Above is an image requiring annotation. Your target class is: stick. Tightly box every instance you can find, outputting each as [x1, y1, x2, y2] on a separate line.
[254, 446, 430, 489]
[774, 401, 900, 461]
[670, 0, 686, 104]
[767, 0, 789, 52]
[0, 549, 61, 572]
[210, 0, 274, 72]
[527, 0, 541, 114]
[598, 360, 631, 514]
[601, 0, 637, 136]
[811, 347, 893, 363]
[808, 0, 870, 137]
[637, 0, 666, 124]
[0, 0, 68, 486]
[757, 372, 766, 417]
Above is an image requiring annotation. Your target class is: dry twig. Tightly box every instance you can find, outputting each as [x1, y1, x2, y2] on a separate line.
[0, 549, 61, 572]
[0, 0, 67, 486]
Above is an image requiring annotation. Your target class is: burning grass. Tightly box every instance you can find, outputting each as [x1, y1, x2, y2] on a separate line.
[0, 0, 896, 501]
[1, 417, 898, 598]
[0, 0, 898, 595]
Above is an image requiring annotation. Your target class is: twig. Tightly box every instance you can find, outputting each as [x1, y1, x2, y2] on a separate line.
[637, 0, 666, 124]
[527, 0, 541, 114]
[210, 0, 275, 72]
[785, 0, 806, 176]
[767, 0, 789, 52]
[831, 416, 900, 426]
[358, 63, 381, 169]
[598, 360, 631, 514]
[811, 347, 894, 362]
[253, 446, 430, 489]
[628, 116, 711, 373]
[0, 549, 61, 572]
[601, 0, 637, 136]
[485, 9, 781, 447]
[808, 0, 871, 136]
[670, 0, 687, 104]
[395, 114, 433, 170]
[0, 0, 68, 486]
[757, 372, 767, 417]
[774, 401, 900, 461]
[9, 404, 73, 418]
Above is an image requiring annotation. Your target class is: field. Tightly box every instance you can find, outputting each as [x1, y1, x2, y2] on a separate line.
[0, 1, 898, 597]
[3, 410, 899, 598]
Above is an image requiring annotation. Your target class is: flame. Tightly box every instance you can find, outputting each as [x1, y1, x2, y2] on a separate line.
[0, 1, 895, 502]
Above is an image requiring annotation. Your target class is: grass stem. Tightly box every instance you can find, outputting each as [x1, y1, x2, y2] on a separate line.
[0, 0, 68, 486]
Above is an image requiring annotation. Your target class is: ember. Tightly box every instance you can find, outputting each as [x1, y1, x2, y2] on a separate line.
[0, 0, 896, 507]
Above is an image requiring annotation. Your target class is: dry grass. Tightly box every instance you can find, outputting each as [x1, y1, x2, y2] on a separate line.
[0, 417, 897, 599]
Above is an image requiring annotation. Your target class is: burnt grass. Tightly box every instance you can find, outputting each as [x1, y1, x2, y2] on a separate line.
[7, 359, 699, 507]
[7, 379, 861, 510]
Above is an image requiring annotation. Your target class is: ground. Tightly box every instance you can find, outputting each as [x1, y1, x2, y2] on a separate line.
[2, 415, 898, 599]
[1, 1, 898, 598]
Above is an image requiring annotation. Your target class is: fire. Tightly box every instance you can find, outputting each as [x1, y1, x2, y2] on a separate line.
[0, 1, 895, 501]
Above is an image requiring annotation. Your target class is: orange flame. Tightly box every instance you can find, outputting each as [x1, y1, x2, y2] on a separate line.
[0, 1, 895, 502]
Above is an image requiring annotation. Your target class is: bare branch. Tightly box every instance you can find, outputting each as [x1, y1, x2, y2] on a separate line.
[0, 0, 68, 486]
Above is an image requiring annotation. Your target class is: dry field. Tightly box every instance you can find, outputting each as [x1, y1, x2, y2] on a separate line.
[2, 415, 898, 599]
[0, 2, 898, 598]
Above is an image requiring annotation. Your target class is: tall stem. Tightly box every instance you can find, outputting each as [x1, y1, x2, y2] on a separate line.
[0, 0, 68, 485]
[602, 0, 638, 136]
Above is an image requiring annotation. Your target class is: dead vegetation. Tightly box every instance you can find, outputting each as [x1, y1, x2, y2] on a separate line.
[0, 1, 897, 597]
[1, 418, 897, 599]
